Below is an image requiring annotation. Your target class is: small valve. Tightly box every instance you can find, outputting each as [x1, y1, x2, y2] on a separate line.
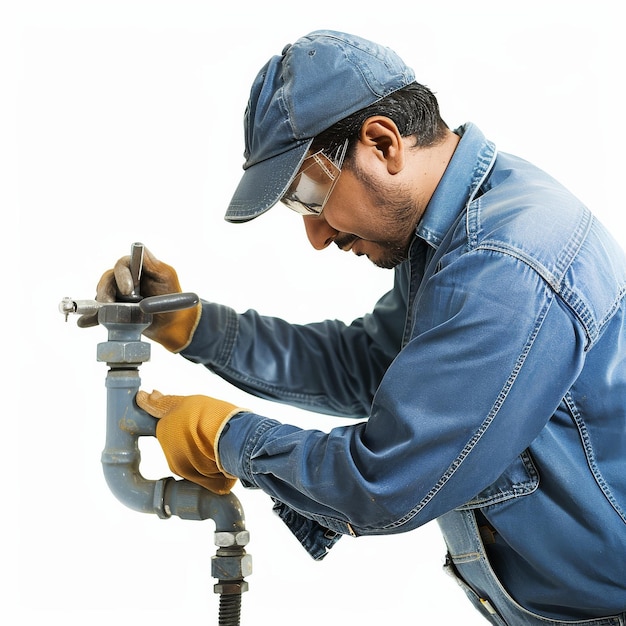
[59, 297, 76, 322]
[59, 297, 101, 322]
[59, 242, 199, 323]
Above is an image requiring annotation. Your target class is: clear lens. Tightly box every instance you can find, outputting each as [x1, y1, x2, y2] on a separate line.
[281, 153, 341, 215]
[281, 139, 348, 216]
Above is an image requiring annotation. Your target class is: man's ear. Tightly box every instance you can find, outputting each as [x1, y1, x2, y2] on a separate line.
[359, 116, 404, 174]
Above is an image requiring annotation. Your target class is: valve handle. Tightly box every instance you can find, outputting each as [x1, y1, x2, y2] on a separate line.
[60, 243, 198, 322]
[139, 292, 199, 314]
[59, 292, 199, 320]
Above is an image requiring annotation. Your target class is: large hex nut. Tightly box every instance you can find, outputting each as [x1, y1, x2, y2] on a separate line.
[211, 553, 253, 580]
[98, 303, 151, 326]
[97, 340, 151, 364]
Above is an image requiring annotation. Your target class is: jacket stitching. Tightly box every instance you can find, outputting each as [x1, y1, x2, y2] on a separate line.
[564, 392, 626, 524]
[381, 296, 555, 531]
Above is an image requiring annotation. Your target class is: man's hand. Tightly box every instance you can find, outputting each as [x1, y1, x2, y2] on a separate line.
[136, 390, 242, 495]
[78, 247, 201, 352]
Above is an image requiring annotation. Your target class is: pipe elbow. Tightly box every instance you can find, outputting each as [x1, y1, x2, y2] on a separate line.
[101, 451, 164, 515]
[101, 451, 247, 530]
[103, 359, 247, 530]
[161, 478, 247, 531]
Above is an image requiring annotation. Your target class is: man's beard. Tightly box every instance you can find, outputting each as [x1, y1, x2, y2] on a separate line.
[337, 164, 420, 269]
[372, 240, 411, 269]
[334, 232, 409, 269]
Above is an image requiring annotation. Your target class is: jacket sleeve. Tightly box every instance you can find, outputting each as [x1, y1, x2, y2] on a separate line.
[180, 265, 410, 418]
[217, 248, 587, 537]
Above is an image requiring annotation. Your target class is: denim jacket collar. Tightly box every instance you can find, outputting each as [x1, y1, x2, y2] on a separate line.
[416, 122, 496, 250]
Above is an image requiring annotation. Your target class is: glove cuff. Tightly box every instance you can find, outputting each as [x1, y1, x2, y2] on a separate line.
[214, 407, 249, 479]
[149, 302, 202, 353]
[171, 302, 202, 353]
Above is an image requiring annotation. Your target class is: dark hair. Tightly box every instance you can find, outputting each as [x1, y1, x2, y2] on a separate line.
[311, 82, 448, 158]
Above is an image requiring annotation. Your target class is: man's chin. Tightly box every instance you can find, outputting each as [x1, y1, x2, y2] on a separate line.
[369, 245, 408, 269]
[371, 258, 401, 270]
[349, 239, 408, 269]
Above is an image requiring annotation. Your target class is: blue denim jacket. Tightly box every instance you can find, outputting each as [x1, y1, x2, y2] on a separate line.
[182, 124, 626, 619]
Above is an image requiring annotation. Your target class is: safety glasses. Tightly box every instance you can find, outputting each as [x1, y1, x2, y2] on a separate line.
[281, 139, 349, 216]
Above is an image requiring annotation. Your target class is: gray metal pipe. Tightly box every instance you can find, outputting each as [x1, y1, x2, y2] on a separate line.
[61, 255, 251, 625]
[59, 295, 250, 532]
[101, 356, 247, 532]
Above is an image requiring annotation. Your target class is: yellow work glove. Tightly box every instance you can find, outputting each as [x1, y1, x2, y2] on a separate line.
[136, 390, 242, 495]
[78, 247, 201, 353]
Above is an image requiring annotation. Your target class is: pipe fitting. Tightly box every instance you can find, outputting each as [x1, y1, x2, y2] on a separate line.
[212, 550, 253, 581]
[98, 301, 152, 329]
[215, 530, 250, 547]
[97, 339, 151, 365]
[214, 581, 249, 595]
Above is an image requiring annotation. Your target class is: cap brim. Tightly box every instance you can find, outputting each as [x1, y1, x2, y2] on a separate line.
[225, 140, 312, 223]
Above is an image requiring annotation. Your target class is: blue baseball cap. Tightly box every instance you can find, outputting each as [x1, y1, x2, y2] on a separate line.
[225, 30, 416, 222]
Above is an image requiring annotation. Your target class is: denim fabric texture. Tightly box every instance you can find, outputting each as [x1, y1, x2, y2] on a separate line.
[438, 509, 626, 625]
[183, 123, 626, 621]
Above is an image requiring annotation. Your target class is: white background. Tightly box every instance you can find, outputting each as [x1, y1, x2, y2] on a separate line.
[6, 1, 624, 624]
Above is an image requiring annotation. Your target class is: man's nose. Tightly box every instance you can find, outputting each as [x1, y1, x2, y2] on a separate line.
[303, 215, 338, 250]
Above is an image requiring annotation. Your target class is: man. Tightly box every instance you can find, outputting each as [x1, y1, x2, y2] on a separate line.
[85, 30, 626, 625]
